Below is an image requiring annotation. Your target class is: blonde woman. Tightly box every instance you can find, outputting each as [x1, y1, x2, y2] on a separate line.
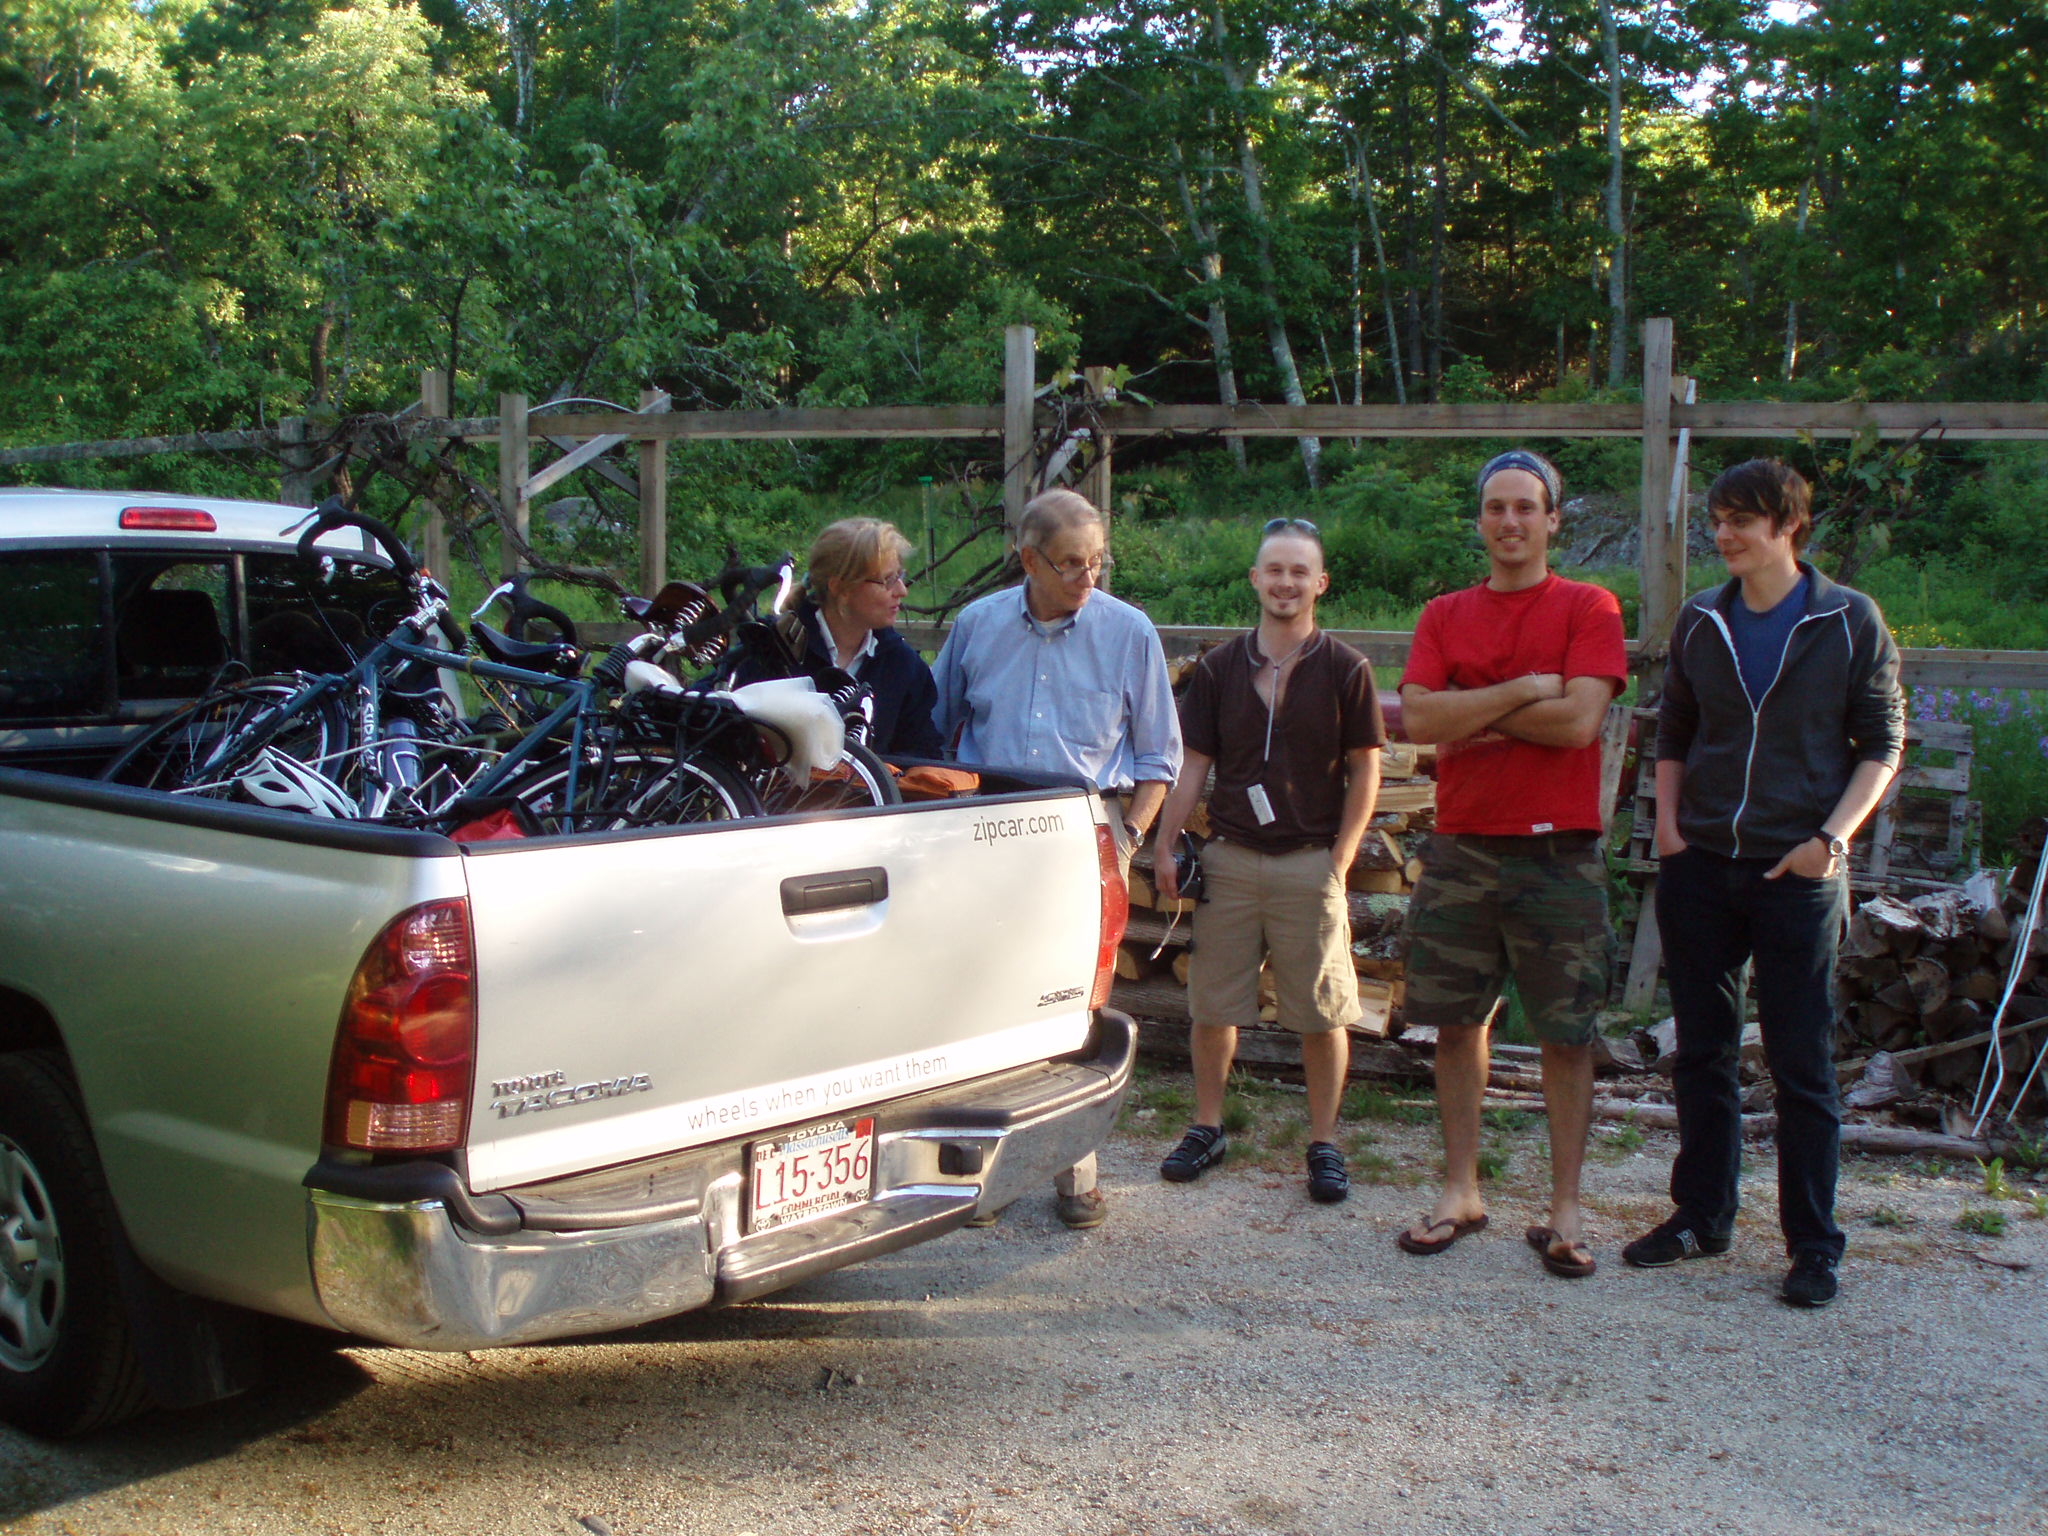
[741, 518, 941, 757]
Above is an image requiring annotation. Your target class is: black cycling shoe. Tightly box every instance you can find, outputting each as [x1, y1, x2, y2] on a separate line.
[1780, 1252, 1839, 1308]
[1622, 1212, 1733, 1268]
[1160, 1124, 1228, 1183]
[1306, 1141, 1349, 1204]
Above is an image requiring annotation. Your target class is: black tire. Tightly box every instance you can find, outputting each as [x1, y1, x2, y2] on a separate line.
[0, 1051, 151, 1437]
[501, 748, 763, 834]
[752, 740, 903, 817]
[99, 678, 353, 806]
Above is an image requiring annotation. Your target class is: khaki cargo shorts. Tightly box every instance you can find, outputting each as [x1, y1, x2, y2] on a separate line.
[1402, 832, 1610, 1046]
[1188, 839, 1358, 1035]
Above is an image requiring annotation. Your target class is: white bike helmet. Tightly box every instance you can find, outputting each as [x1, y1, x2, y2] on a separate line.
[234, 747, 356, 818]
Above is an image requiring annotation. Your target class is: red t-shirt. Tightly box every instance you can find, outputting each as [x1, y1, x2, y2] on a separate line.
[1402, 575, 1627, 835]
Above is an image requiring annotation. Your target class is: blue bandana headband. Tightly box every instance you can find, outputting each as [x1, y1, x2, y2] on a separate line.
[1477, 450, 1562, 510]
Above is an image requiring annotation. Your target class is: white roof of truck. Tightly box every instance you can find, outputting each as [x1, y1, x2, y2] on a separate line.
[0, 488, 391, 561]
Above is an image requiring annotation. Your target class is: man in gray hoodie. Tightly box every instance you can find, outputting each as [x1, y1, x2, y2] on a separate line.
[1623, 459, 1904, 1308]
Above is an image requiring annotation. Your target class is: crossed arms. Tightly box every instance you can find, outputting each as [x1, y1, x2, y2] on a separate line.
[1399, 672, 1618, 751]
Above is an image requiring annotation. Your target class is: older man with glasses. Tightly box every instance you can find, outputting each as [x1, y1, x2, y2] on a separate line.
[934, 487, 1183, 1229]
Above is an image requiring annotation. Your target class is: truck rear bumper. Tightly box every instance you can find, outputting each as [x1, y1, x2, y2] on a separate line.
[306, 1012, 1134, 1350]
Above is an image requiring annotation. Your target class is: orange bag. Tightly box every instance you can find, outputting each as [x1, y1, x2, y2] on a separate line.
[894, 764, 982, 801]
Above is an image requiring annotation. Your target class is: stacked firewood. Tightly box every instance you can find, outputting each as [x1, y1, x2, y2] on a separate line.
[1835, 825, 2048, 1105]
[1112, 737, 1437, 1039]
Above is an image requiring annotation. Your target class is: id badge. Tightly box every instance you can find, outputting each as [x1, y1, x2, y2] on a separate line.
[1246, 784, 1276, 826]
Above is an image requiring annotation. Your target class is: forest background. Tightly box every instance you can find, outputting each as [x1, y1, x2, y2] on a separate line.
[4, 0, 2047, 846]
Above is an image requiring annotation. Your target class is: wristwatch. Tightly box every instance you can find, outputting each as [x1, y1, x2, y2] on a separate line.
[1822, 832, 1848, 862]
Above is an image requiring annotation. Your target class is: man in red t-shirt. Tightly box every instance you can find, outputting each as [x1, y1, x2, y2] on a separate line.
[1394, 450, 1628, 1279]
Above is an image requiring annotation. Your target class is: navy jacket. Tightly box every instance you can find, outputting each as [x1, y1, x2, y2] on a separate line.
[1656, 563, 1905, 861]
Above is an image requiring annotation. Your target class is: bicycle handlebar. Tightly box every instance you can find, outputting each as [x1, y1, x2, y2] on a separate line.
[682, 554, 796, 651]
[291, 497, 419, 582]
[475, 574, 580, 648]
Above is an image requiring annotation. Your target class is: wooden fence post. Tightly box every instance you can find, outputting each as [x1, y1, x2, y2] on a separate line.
[1002, 325, 1037, 543]
[498, 391, 529, 578]
[1082, 365, 1115, 587]
[279, 417, 315, 507]
[419, 370, 451, 578]
[1636, 319, 1680, 671]
[638, 387, 667, 595]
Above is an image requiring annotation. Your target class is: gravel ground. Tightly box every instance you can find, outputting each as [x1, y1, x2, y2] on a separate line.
[5, 1068, 2046, 1536]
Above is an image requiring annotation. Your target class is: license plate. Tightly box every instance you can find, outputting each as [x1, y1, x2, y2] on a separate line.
[746, 1117, 875, 1234]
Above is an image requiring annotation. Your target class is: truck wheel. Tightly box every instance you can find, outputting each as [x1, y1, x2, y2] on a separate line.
[0, 1052, 150, 1437]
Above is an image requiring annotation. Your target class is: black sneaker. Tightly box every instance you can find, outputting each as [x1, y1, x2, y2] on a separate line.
[1780, 1252, 1839, 1308]
[1306, 1141, 1349, 1204]
[1160, 1124, 1228, 1183]
[1621, 1213, 1733, 1268]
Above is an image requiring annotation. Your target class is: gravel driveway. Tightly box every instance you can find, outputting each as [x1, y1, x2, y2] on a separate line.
[5, 1070, 2044, 1536]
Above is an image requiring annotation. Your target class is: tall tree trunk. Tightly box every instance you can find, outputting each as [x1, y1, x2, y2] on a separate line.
[1785, 169, 1818, 380]
[1210, 1, 1320, 487]
[1427, 8, 1451, 395]
[1349, 126, 1407, 405]
[1599, 0, 1628, 387]
[1172, 145, 1248, 471]
[1396, 68, 1425, 395]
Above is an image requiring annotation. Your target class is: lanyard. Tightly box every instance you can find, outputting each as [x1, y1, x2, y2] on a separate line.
[1259, 636, 1310, 765]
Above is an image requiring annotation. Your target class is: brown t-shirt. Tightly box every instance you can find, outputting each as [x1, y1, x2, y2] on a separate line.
[1180, 631, 1385, 853]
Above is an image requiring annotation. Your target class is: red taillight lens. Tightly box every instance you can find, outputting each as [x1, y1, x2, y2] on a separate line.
[119, 506, 218, 531]
[325, 899, 476, 1152]
[1091, 823, 1130, 1009]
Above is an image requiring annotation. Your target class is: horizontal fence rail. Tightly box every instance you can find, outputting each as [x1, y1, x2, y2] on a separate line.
[13, 401, 2048, 467]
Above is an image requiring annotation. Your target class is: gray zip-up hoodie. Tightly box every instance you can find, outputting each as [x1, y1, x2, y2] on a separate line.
[1656, 562, 1905, 862]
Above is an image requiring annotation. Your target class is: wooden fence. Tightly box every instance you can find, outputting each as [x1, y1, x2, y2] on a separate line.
[7, 320, 2048, 688]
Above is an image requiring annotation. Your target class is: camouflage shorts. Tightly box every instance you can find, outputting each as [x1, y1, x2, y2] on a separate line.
[1402, 833, 1611, 1046]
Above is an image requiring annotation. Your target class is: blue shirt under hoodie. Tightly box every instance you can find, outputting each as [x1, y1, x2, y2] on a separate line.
[1726, 571, 1809, 705]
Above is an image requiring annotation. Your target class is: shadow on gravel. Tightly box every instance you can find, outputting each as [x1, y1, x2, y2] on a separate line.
[0, 1322, 373, 1520]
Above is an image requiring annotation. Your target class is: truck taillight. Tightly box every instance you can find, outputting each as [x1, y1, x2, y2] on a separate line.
[1091, 823, 1130, 1009]
[119, 505, 217, 531]
[325, 899, 476, 1153]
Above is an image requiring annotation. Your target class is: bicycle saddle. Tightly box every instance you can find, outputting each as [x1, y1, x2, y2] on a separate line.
[471, 622, 582, 676]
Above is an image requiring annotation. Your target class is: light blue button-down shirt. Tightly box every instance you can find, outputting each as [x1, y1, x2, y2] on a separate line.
[933, 586, 1183, 790]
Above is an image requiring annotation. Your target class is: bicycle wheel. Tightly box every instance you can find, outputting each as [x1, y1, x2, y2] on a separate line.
[752, 740, 902, 817]
[99, 678, 354, 805]
[500, 748, 762, 834]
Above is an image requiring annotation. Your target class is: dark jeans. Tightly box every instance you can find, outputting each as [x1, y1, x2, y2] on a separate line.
[1655, 846, 1849, 1261]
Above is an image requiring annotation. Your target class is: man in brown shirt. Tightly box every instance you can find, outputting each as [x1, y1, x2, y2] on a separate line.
[1151, 520, 1384, 1202]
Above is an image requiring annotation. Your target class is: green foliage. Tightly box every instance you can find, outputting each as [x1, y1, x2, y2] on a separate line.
[1475, 1146, 1511, 1182]
[1956, 1207, 2008, 1238]
[1869, 1205, 1907, 1229]
[1901, 682, 2048, 860]
[1979, 1157, 2014, 1201]
[1601, 1118, 1646, 1156]
[1219, 1096, 1256, 1137]
[1341, 1085, 1436, 1126]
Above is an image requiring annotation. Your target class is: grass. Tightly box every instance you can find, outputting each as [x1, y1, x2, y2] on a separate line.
[1593, 1118, 1647, 1162]
[1476, 1147, 1513, 1182]
[1870, 1205, 1909, 1229]
[1342, 1085, 1436, 1125]
[1979, 1157, 2015, 1201]
[1956, 1207, 2009, 1237]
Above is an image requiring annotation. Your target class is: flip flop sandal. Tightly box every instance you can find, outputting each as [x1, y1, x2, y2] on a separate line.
[1526, 1224, 1597, 1279]
[1395, 1213, 1488, 1255]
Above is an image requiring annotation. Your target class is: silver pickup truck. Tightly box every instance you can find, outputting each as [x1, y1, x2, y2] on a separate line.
[0, 489, 1135, 1437]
